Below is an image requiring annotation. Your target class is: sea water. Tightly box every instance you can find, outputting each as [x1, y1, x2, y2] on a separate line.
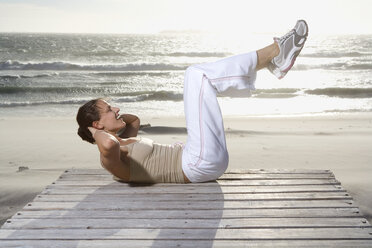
[0, 32, 371, 117]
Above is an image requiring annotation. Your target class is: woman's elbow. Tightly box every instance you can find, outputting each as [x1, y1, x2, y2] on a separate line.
[100, 138, 119, 155]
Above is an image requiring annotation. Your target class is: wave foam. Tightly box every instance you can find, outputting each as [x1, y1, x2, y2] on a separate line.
[0, 99, 88, 107]
[302, 52, 372, 58]
[151, 52, 229, 57]
[305, 87, 372, 98]
[294, 63, 372, 71]
[0, 60, 187, 71]
[0, 73, 58, 80]
[0, 90, 184, 106]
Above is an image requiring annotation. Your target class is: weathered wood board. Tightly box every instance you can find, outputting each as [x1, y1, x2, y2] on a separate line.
[1, 168, 371, 248]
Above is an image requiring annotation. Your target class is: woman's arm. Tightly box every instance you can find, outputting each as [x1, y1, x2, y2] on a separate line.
[90, 128, 119, 157]
[89, 127, 130, 181]
[118, 114, 140, 138]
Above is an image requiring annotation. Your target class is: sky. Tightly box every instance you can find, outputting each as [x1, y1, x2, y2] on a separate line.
[0, 0, 371, 35]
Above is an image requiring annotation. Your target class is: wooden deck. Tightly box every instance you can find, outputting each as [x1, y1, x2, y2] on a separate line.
[1, 168, 372, 247]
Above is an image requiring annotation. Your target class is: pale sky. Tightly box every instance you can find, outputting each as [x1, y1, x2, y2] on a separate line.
[0, 0, 371, 35]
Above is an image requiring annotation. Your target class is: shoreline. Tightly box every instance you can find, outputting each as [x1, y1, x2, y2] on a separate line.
[1, 113, 372, 226]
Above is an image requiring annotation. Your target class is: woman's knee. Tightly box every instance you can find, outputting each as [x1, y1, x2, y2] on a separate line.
[185, 64, 208, 79]
[214, 150, 229, 173]
[184, 65, 199, 78]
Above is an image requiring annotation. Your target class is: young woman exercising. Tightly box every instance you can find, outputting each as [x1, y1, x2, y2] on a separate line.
[76, 20, 308, 183]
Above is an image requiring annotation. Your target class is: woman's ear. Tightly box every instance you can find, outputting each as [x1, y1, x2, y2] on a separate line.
[92, 121, 103, 130]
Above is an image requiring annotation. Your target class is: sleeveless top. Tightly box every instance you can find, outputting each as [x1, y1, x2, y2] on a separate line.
[124, 137, 185, 183]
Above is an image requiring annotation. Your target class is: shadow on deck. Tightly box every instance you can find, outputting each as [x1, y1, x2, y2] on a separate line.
[1, 169, 372, 247]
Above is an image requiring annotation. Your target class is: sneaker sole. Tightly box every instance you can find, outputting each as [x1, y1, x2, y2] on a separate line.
[282, 48, 301, 73]
[277, 47, 303, 79]
[281, 43, 304, 72]
[282, 20, 308, 73]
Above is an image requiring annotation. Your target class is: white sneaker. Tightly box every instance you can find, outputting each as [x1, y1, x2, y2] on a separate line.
[268, 20, 309, 79]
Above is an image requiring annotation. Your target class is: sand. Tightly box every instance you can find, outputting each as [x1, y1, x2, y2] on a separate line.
[1, 113, 372, 226]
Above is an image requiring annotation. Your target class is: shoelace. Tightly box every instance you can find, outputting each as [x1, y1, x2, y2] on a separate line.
[278, 29, 296, 44]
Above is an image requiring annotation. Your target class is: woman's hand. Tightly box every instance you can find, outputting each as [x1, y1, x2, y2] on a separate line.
[88, 127, 119, 156]
[117, 114, 140, 138]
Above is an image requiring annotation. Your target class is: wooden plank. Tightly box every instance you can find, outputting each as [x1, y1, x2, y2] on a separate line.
[33, 192, 352, 202]
[3, 217, 370, 230]
[2, 168, 371, 248]
[1, 227, 372, 240]
[219, 174, 335, 179]
[226, 168, 333, 174]
[35, 192, 349, 202]
[52, 178, 341, 186]
[64, 168, 333, 175]
[58, 173, 335, 180]
[1, 240, 372, 248]
[22, 199, 356, 210]
[41, 185, 344, 195]
[12, 208, 363, 219]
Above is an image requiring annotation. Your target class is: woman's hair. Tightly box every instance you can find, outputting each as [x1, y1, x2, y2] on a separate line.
[76, 98, 101, 144]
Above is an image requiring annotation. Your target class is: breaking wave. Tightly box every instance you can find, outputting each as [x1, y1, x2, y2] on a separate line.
[305, 87, 372, 98]
[302, 52, 372, 58]
[0, 60, 187, 71]
[0, 73, 58, 80]
[151, 52, 229, 57]
[0, 90, 184, 107]
[0, 99, 89, 107]
[294, 63, 372, 71]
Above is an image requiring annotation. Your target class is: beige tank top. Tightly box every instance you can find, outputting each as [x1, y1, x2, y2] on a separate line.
[125, 137, 185, 183]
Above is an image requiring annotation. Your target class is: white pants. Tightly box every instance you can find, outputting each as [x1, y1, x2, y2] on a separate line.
[182, 51, 258, 182]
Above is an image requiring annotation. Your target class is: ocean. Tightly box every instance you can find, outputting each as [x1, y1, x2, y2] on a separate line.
[0, 32, 371, 117]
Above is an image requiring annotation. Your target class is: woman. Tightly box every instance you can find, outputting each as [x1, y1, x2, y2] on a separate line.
[76, 20, 308, 184]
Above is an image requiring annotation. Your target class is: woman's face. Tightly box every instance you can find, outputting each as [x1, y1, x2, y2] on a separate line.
[95, 100, 126, 133]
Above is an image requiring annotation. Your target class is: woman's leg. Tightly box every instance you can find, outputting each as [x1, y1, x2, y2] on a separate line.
[182, 64, 230, 183]
[256, 43, 280, 71]
[182, 21, 308, 183]
[182, 49, 276, 183]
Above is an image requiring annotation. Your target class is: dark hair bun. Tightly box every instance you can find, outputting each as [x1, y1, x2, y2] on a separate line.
[76, 99, 101, 144]
[78, 126, 95, 144]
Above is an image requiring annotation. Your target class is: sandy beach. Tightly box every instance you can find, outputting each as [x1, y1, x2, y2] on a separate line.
[1, 113, 372, 226]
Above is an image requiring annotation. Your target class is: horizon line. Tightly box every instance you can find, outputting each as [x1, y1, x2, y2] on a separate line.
[1, 30, 371, 36]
